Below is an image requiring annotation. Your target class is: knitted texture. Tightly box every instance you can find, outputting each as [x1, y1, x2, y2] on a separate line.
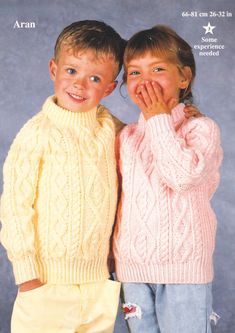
[0, 96, 124, 285]
[113, 104, 223, 284]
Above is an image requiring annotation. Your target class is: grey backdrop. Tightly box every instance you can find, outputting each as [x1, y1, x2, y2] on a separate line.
[0, 0, 234, 332]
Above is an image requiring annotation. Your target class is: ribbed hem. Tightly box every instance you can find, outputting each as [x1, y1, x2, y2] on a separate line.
[36, 257, 109, 284]
[13, 256, 39, 285]
[43, 96, 98, 131]
[116, 260, 213, 284]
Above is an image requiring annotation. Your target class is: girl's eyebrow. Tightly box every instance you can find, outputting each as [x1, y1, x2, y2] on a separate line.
[127, 60, 167, 68]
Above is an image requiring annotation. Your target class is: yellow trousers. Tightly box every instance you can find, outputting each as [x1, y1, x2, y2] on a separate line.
[11, 279, 120, 333]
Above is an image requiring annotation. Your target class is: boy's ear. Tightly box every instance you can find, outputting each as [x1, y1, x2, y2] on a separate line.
[49, 58, 57, 81]
[103, 81, 118, 97]
[179, 66, 192, 89]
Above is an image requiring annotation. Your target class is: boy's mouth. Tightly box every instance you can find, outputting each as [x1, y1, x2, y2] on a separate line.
[68, 92, 87, 102]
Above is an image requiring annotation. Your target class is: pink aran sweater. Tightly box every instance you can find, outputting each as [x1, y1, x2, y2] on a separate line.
[113, 104, 223, 284]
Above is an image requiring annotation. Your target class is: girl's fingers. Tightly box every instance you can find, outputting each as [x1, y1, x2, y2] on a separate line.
[145, 81, 157, 104]
[136, 90, 145, 104]
[168, 98, 178, 110]
[184, 105, 204, 118]
[184, 105, 196, 112]
[184, 108, 196, 118]
[151, 81, 164, 103]
[136, 93, 147, 110]
[184, 111, 203, 118]
[135, 82, 175, 117]
[140, 84, 152, 106]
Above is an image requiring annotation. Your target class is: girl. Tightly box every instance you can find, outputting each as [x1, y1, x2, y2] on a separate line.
[113, 25, 223, 333]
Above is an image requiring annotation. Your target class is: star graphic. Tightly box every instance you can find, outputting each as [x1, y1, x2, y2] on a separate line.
[203, 22, 216, 35]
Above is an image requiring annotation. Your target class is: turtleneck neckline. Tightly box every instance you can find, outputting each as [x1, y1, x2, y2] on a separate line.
[138, 103, 186, 129]
[42, 96, 98, 131]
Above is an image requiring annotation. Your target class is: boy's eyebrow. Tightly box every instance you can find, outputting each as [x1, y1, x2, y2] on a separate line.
[61, 62, 80, 68]
[62, 63, 107, 77]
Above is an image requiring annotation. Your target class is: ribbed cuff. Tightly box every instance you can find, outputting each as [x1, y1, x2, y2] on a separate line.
[147, 113, 175, 136]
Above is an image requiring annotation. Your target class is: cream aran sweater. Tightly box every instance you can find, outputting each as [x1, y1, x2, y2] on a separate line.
[0, 96, 124, 285]
[113, 104, 223, 284]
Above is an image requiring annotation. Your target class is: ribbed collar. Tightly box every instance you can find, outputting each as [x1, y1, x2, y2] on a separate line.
[138, 103, 185, 130]
[42, 96, 98, 131]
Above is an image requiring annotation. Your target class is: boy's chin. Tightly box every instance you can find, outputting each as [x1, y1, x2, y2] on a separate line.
[56, 101, 91, 113]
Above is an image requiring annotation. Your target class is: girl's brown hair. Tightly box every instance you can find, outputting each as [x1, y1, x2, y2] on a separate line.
[123, 25, 196, 103]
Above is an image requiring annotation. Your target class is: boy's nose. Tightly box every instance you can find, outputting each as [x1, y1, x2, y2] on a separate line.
[73, 76, 86, 88]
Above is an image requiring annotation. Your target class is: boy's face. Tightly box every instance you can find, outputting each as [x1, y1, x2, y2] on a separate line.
[49, 46, 118, 112]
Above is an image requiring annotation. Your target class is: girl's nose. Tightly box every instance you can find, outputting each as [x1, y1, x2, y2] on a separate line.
[136, 80, 150, 93]
[140, 78, 152, 86]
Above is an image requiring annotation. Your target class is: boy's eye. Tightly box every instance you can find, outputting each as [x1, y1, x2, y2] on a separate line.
[90, 76, 101, 83]
[153, 67, 164, 72]
[67, 68, 76, 75]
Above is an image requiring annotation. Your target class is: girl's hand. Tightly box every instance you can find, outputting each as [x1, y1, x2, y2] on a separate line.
[136, 81, 177, 120]
[184, 104, 204, 119]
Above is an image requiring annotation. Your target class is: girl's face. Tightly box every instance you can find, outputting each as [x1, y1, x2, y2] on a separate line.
[126, 51, 191, 106]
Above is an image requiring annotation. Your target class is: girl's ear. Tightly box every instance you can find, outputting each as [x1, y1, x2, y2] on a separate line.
[49, 58, 57, 81]
[179, 66, 192, 89]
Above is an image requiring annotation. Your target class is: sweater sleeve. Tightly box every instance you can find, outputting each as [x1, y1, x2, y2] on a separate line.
[0, 115, 44, 284]
[147, 114, 223, 192]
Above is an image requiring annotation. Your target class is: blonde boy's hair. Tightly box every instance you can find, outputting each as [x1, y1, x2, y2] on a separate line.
[54, 20, 126, 77]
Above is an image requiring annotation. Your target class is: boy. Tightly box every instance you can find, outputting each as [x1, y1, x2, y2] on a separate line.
[0, 20, 126, 333]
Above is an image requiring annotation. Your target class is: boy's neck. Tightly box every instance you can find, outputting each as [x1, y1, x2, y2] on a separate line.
[43, 95, 99, 131]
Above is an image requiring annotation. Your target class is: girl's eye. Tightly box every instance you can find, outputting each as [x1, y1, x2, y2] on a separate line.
[90, 76, 101, 83]
[153, 67, 164, 72]
[67, 68, 76, 75]
[129, 71, 140, 76]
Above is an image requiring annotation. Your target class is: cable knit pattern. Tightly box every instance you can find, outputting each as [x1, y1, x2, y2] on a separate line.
[0, 96, 124, 285]
[113, 103, 223, 284]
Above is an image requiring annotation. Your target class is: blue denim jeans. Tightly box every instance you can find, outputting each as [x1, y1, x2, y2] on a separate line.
[122, 283, 214, 333]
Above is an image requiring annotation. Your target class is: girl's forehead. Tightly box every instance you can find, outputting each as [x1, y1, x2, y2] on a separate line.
[126, 50, 176, 65]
